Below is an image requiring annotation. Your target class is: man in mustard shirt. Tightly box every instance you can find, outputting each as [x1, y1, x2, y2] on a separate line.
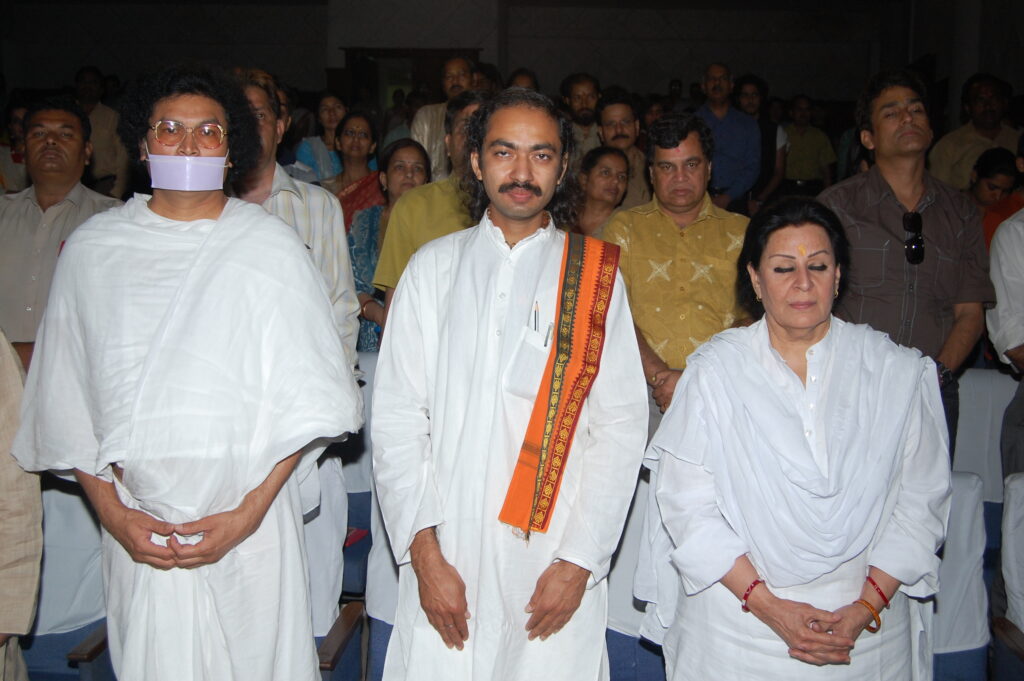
[600, 112, 748, 678]
[603, 113, 749, 414]
[373, 90, 490, 316]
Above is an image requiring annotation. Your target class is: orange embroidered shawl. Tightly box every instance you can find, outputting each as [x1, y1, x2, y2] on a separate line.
[498, 232, 620, 536]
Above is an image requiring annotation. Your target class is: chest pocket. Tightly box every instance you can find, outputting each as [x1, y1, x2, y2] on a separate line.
[928, 242, 959, 301]
[502, 325, 552, 400]
[849, 239, 890, 291]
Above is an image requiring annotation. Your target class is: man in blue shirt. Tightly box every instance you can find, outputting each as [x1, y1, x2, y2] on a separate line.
[695, 63, 760, 213]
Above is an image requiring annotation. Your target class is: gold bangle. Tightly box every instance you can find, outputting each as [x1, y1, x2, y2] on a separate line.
[855, 598, 881, 633]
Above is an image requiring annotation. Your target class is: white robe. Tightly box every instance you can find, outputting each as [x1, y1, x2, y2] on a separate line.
[14, 196, 363, 681]
[640, 317, 951, 680]
[372, 214, 648, 681]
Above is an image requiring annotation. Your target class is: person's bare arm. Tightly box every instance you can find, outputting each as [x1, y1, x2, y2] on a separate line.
[524, 561, 589, 640]
[170, 451, 302, 568]
[751, 148, 786, 214]
[75, 469, 178, 569]
[822, 162, 834, 188]
[635, 324, 668, 385]
[382, 286, 396, 328]
[358, 292, 387, 328]
[409, 527, 470, 649]
[722, 555, 852, 666]
[935, 302, 985, 373]
[828, 566, 898, 643]
[635, 324, 683, 410]
[1005, 345, 1024, 373]
[11, 342, 32, 372]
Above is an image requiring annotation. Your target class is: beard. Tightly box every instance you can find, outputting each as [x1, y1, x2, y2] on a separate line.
[573, 109, 595, 126]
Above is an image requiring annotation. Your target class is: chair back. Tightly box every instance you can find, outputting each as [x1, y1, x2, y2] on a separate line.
[954, 369, 1019, 502]
[934, 472, 989, 653]
[1004, 473, 1024, 630]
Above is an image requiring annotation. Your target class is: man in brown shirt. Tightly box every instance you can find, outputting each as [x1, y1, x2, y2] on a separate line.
[819, 70, 994, 449]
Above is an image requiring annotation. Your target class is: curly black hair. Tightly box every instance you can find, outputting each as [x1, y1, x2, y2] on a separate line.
[118, 63, 260, 184]
[460, 87, 581, 227]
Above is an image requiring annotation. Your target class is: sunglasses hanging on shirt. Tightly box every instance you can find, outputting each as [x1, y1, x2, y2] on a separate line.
[903, 211, 924, 265]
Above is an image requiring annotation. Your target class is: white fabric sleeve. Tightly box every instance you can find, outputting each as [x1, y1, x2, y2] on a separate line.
[869, 360, 952, 597]
[320, 193, 361, 373]
[371, 253, 444, 565]
[776, 125, 788, 151]
[651, 368, 749, 595]
[987, 215, 1024, 365]
[13, 245, 105, 478]
[554, 273, 649, 585]
[410, 107, 431, 149]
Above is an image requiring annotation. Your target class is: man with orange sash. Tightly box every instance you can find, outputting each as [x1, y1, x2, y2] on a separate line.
[372, 89, 648, 680]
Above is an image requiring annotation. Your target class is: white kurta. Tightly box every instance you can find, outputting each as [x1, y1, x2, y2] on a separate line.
[260, 165, 361, 636]
[641, 318, 951, 680]
[372, 214, 648, 680]
[14, 196, 363, 681]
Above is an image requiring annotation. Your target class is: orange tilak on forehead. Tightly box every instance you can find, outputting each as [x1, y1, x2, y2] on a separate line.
[797, 244, 807, 256]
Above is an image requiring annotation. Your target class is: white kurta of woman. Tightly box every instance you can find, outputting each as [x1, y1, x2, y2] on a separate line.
[13, 196, 363, 681]
[638, 317, 951, 681]
[372, 213, 649, 681]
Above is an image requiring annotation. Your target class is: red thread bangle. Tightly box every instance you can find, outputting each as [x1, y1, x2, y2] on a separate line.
[741, 578, 764, 612]
[866, 576, 890, 609]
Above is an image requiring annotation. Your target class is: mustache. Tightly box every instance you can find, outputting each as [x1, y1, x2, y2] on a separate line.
[498, 180, 543, 196]
[612, 133, 630, 141]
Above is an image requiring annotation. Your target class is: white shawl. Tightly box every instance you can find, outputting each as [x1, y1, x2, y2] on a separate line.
[14, 196, 363, 521]
[639, 317, 950, 637]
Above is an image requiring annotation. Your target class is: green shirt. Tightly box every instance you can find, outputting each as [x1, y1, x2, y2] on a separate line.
[372, 176, 472, 290]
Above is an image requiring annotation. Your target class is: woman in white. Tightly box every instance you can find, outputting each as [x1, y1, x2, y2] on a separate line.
[645, 197, 951, 679]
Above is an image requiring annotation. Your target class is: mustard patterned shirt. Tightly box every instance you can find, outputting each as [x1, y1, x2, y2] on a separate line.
[602, 194, 748, 368]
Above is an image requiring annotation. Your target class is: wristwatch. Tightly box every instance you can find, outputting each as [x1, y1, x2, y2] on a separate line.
[936, 361, 955, 389]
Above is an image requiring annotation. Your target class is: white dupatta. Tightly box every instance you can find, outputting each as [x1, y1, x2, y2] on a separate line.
[639, 318, 950, 639]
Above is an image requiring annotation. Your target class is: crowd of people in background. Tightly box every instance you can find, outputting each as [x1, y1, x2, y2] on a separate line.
[2, 61, 1021, 227]
[0, 54, 1022, 681]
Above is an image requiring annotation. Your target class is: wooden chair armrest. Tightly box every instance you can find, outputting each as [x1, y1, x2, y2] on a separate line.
[994, 617, 1024, 660]
[67, 621, 108, 663]
[317, 601, 364, 672]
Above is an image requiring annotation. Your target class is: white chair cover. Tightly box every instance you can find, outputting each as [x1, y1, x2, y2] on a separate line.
[1003, 473, 1024, 630]
[933, 472, 989, 653]
[33, 486, 104, 635]
[954, 369, 1019, 503]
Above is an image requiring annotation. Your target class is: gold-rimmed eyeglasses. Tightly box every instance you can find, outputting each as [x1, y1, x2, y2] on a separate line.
[150, 120, 227, 149]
